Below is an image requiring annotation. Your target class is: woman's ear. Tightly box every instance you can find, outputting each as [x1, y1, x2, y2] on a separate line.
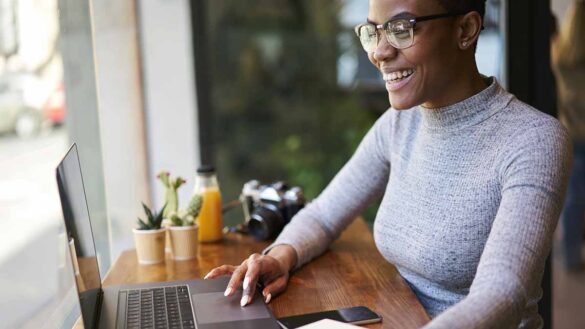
[457, 11, 483, 50]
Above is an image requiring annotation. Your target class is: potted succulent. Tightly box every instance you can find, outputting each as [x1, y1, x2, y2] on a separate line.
[168, 194, 203, 260]
[133, 203, 167, 264]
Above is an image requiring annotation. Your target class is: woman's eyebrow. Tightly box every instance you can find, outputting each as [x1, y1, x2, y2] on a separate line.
[367, 11, 415, 25]
[392, 11, 415, 19]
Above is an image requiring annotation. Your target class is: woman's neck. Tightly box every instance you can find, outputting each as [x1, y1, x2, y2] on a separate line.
[422, 63, 488, 109]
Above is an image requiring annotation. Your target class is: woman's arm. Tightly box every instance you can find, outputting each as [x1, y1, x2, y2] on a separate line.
[264, 109, 394, 268]
[423, 120, 572, 329]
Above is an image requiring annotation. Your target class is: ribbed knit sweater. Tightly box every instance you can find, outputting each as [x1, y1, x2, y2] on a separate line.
[267, 78, 572, 328]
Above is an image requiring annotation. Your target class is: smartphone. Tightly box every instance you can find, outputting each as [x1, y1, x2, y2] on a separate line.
[277, 306, 382, 328]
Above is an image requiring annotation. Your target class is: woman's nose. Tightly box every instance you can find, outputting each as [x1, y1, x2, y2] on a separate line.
[372, 35, 398, 62]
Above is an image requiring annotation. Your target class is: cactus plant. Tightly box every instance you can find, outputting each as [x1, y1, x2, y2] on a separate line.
[157, 171, 186, 218]
[137, 203, 167, 230]
[186, 193, 203, 217]
[168, 210, 193, 227]
[169, 194, 203, 227]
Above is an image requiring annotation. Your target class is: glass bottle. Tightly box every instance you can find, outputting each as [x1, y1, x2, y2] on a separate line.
[193, 165, 223, 242]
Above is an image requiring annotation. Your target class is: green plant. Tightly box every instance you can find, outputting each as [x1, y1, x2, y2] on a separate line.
[157, 171, 186, 218]
[186, 193, 203, 217]
[168, 210, 193, 227]
[169, 194, 203, 227]
[137, 203, 167, 230]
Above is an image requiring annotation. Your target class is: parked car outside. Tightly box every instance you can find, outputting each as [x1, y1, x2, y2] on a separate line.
[0, 73, 44, 138]
[43, 82, 65, 126]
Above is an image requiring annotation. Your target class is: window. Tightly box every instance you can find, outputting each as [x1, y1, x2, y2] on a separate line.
[204, 0, 385, 226]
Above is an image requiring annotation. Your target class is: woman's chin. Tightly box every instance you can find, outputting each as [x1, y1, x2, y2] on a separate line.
[388, 95, 416, 110]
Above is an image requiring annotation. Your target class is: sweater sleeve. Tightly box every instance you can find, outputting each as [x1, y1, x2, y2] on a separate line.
[264, 110, 393, 268]
[423, 120, 572, 329]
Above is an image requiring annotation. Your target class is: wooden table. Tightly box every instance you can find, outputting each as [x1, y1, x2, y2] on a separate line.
[103, 218, 430, 328]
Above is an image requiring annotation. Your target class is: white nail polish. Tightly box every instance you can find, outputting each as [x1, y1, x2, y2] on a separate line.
[240, 295, 249, 307]
[204, 272, 211, 280]
[224, 287, 233, 297]
[243, 277, 250, 290]
[264, 293, 272, 304]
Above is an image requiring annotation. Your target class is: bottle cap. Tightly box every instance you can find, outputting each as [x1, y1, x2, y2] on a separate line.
[197, 165, 215, 174]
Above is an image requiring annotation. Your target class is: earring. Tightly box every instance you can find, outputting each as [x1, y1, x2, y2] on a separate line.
[462, 41, 468, 47]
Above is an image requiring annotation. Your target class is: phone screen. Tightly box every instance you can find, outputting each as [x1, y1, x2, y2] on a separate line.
[277, 306, 381, 328]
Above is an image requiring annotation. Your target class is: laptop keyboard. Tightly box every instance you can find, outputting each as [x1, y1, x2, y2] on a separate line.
[125, 285, 195, 329]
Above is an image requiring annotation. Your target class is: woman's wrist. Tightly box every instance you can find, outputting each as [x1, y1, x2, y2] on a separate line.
[267, 244, 298, 273]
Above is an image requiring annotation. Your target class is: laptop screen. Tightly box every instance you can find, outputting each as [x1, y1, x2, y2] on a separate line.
[56, 144, 103, 328]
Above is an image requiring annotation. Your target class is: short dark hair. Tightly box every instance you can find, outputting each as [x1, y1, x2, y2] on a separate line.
[435, 0, 487, 22]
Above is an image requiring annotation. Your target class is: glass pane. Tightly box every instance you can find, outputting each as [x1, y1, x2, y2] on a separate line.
[0, 0, 69, 270]
[0, 211, 83, 328]
[206, 0, 387, 227]
[0, 0, 106, 325]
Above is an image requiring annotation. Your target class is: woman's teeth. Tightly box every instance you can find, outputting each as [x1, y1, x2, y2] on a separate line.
[384, 69, 415, 82]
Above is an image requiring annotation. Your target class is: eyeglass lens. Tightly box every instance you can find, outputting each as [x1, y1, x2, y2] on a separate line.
[356, 19, 414, 51]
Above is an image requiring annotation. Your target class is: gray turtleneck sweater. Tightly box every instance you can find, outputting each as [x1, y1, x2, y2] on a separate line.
[267, 78, 572, 328]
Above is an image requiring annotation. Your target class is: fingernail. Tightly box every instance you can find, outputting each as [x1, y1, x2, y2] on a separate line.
[240, 295, 249, 307]
[243, 277, 250, 291]
[204, 272, 211, 280]
[264, 293, 272, 304]
[224, 287, 233, 297]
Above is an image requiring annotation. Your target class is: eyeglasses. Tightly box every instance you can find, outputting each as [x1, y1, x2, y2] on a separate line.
[354, 12, 466, 51]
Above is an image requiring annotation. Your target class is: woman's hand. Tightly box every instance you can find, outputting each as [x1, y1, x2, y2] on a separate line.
[203, 245, 297, 307]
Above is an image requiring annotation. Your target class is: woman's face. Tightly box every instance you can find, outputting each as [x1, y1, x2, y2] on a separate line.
[367, 0, 462, 109]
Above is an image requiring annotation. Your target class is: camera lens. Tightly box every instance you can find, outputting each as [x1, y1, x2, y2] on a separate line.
[248, 204, 285, 240]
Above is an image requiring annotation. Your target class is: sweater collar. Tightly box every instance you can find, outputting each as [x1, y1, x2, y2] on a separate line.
[419, 77, 505, 131]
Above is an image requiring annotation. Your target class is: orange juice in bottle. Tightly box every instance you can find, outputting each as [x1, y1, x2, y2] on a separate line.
[193, 165, 223, 242]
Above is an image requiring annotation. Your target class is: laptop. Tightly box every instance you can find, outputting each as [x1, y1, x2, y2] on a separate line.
[56, 144, 281, 329]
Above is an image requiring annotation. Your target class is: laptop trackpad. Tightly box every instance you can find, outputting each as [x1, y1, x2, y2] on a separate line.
[192, 291, 271, 324]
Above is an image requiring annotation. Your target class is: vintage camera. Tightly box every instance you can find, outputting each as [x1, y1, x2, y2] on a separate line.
[240, 180, 305, 240]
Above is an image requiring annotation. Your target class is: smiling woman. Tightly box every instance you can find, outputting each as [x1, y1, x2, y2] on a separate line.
[204, 1, 572, 328]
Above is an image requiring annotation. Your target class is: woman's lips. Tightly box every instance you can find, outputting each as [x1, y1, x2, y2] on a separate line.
[385, 72, 414, 92]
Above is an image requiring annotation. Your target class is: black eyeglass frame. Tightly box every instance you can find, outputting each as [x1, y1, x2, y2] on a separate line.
[354, 11, 482, 50]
